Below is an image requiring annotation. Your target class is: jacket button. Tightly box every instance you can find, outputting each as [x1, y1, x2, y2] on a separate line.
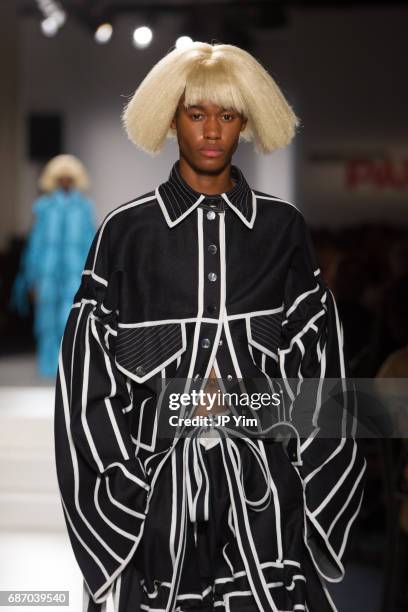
[208, 244, 217, 255]
[136, 366, 145, 377]
[227, 374, 233, 381]
[207, 304, 217, 314]
[208, 272, 217, 282]
[201, 338, 211, 349]
[206, 210, 216, 220]
[193, 373, 202, 381]
[219, 339, 223, 346]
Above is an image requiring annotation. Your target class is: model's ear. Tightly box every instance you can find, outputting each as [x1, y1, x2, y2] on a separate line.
[240, 115, 248, 132]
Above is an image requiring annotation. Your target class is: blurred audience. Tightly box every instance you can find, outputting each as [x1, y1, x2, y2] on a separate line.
[313, 223, 408, 611]
[312, 223, 408, 377]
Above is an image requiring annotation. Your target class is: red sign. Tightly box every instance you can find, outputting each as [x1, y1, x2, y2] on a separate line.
[346, 159, 408, 190]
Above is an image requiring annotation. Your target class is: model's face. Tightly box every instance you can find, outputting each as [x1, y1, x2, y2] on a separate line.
[170, 97, 247, 174]
[57, 175, 74, 191]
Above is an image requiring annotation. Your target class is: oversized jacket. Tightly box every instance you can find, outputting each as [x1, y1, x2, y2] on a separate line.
[54, 160, 366, 608]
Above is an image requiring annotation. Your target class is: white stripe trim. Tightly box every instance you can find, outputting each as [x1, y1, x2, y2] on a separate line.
[94, 478, 141, 541]
[311, 441, 356, 517]
[90, 317, 130, 461]
[82, 309, 104, 472]
[169, 450, 177, 566]
[286, 284, 320, 318]
[254, 193, 300, 212]
[104, 462, 150, 490]
[93, 194, 156, 271]
[221, 190, 257, 228]
[104, 477, 145, 519]
[327, 462, 366, 537]
[202, 211, 225, 381]
[338, 485, 366, 559]
[58, 347, 126, 564]
[82, 269, 108, 286]
[185, 208, 204, 393]
[156, 186, 204, 227]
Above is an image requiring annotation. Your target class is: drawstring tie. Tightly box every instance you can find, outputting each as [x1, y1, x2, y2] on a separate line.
[162, 430, 281, 612]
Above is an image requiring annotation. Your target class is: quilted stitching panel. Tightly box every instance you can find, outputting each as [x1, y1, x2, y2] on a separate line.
[249, 312, 283, 355]
[116, 323, 183, 377]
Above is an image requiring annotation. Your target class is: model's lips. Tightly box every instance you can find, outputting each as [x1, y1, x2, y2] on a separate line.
[199, 148, 224, 158]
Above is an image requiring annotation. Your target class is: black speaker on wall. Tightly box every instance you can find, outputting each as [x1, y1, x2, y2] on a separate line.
[28, 113, 64, 161]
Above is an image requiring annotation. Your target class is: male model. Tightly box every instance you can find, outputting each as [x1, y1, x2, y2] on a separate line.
[54, 42, 366, 612]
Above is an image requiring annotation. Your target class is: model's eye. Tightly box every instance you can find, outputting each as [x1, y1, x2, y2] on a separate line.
[190, 112, 203, 120]
[222, 113, 234, 121]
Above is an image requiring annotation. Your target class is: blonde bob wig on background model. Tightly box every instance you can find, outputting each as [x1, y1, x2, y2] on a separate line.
[122, 41, 301, 156]
[38, 154, 90, 192]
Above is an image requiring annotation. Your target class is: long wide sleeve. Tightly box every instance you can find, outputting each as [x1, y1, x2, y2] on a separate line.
[54, 219, 150, 604]
[278, 209, 367, 583]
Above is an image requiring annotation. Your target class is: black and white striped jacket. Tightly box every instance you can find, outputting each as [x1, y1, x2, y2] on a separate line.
[54, 160, 366, 609]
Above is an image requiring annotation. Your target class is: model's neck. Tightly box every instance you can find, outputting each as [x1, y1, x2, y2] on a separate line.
[177, 157, 234, 195]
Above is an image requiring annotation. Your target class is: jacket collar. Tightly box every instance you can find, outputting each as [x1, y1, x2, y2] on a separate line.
[156, 160, 257, 229]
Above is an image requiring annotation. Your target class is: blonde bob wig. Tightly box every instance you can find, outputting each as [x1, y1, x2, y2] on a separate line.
[122, 41, 301, 155]
[38, 154, 90, 192]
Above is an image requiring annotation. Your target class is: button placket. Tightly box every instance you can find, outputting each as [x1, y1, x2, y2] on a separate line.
[198, 201, 236, 387]
[204, 209, 221, 319]
[207, 237, 218, 313]
[196, 202, 223, 379]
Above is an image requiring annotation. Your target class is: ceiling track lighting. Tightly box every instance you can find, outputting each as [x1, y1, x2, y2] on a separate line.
[36, 0, 66, 37]
[132, 25, 153, 49]
[94, 22, 113, 45]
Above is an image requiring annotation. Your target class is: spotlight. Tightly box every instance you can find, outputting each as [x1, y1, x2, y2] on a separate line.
[95, 23, 113, 44]
[175, 36, 193, 50]
[133, 26, 153, 49]
[41, 15, 59, 37]
[52, 9, 65, 27]
[37, 0, 66, 36]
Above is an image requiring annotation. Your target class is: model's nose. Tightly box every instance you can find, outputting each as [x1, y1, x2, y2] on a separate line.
[204, 116, 221, 139]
